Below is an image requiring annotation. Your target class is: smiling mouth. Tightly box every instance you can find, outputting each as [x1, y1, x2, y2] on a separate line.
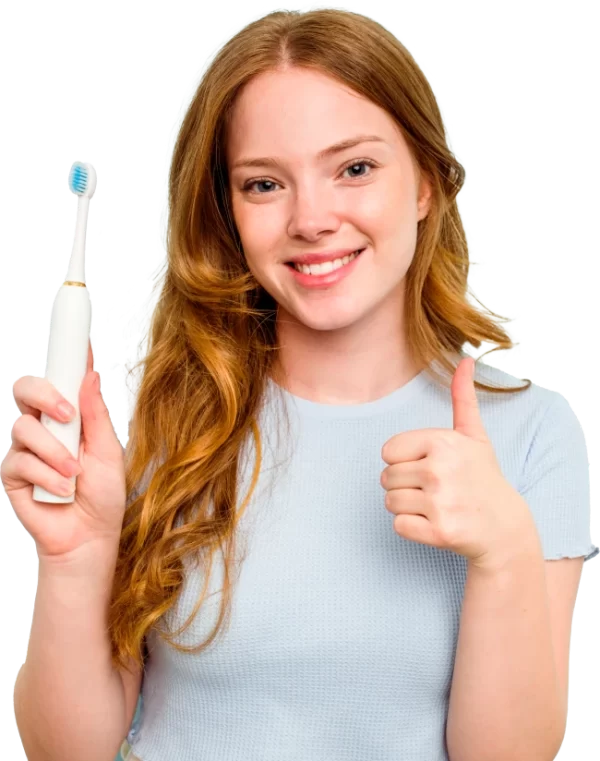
[285, 248, 366, 274]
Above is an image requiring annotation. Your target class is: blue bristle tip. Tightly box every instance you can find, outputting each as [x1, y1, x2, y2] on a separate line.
[70, 163, 88, 194]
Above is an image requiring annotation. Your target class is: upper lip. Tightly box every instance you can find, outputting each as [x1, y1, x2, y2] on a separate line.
[285, 247, 366, 265]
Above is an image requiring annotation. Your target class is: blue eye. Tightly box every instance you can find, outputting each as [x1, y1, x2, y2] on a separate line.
[343, 161, 372, 178]
[241, 159, 378, 195]
[244, 179, 277, 194]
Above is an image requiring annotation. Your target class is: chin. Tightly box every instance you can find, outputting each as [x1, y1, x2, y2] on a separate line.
[294, 308, 364, 333]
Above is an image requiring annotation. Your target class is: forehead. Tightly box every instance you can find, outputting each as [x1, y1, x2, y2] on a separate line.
[225, 68, 405, 166]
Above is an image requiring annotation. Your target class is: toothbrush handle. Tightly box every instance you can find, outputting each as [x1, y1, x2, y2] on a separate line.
[32, 283, 92, 504]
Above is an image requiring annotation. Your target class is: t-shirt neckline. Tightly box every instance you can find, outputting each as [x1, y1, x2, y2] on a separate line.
[266, 366, 434, 419]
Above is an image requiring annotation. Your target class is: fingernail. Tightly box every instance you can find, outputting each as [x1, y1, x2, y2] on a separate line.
[58, 402, 75, 420]
[66, 459, 82, 476]
[60, 480, 76, 496]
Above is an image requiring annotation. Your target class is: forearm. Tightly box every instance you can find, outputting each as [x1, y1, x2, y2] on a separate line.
[14, 540, 127, 761]
[446, 540, 564, 761]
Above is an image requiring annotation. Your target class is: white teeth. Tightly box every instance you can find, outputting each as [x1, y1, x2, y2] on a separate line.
[294, 249, 362, 275]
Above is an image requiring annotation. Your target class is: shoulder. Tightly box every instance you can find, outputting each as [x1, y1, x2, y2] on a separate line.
[469, 361, 588, 471]
[473, 360, 570, 419]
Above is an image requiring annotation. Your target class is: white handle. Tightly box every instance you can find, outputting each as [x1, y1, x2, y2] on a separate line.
[32, 284, 92, 503]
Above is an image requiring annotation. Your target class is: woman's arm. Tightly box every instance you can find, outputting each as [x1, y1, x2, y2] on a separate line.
[445, 542, 566, 761]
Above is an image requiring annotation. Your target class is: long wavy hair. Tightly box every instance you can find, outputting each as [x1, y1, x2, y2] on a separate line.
[108, 8, 531, 675]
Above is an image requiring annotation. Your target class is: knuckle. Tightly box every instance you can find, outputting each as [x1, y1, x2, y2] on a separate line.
[438, 520, 457, 546]
[12, 376, 27, 398]
[11, 415, 27, 439]
[12, 449, 28, 472]
[433, 430, 454, 451]
[12, 375, 26, 391]
[424, 465, 441, 488]
[426, 473, 437, 491]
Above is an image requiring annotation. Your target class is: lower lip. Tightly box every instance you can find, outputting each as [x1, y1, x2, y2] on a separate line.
[285, 248, 366, 288]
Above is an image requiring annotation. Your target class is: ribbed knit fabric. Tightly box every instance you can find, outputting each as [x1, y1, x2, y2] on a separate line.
[126, 360, 598, 761]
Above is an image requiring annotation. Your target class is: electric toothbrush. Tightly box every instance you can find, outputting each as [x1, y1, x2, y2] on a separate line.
[32, 161, 95, 503]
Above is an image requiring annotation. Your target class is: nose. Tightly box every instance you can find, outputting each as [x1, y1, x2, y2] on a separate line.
[286, 183, 342, 241]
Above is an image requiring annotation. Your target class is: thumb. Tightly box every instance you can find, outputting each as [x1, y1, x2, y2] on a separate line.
[78, 371, 120, 458]
[451, 357, 487, 441]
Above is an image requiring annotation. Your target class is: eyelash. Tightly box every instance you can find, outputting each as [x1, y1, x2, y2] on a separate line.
[241, 158, 379, 195]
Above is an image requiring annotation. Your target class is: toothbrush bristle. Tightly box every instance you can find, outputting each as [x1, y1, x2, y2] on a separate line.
[69, 163, 88, 195]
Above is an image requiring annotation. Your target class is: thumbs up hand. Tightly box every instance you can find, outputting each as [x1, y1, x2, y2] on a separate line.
[380, 357, 540, 572]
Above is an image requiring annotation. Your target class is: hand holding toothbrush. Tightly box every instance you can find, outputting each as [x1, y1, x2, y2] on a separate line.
[1, 162, 128, 562]
[1, 339, 128, 561]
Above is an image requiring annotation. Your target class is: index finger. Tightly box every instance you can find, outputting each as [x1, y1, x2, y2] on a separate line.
[381, 428, 447, 464]
[11, 340, 95, 420]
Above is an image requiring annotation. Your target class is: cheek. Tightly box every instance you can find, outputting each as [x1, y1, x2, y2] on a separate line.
[354, 181, 415, 236]
[236, 228, 280, 285]
[365, 200, 419, 277]
[232, 200, 281, 253]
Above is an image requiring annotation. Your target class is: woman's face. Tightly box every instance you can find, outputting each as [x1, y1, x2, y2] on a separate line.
[225, 66, 432, 334]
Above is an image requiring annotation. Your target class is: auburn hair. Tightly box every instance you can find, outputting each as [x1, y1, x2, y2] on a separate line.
[108, 8, 531, 675]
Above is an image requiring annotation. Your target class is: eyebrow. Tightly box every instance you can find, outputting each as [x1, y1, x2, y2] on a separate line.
[230, 134, 387, 172]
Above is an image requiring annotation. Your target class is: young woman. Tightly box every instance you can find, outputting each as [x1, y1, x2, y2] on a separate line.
[7, 9, 597, 761]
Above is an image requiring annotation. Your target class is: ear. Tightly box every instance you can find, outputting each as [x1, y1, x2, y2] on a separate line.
[417, 170, 433, 222]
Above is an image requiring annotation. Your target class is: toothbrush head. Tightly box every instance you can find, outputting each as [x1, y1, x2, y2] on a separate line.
[69, 161, 97, 199]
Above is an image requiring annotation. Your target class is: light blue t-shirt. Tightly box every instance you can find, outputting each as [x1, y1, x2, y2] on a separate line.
[125, 360, 598, 760]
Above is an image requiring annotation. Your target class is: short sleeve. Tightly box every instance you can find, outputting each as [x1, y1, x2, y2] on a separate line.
[518, 392, 599, 563]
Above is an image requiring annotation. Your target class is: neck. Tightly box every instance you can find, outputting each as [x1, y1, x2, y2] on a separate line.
[271, 310, 424, 405]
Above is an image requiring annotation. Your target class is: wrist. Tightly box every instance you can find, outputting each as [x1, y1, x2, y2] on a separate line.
[38, 535, 121, 581]
[469, 528, 543, 576]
